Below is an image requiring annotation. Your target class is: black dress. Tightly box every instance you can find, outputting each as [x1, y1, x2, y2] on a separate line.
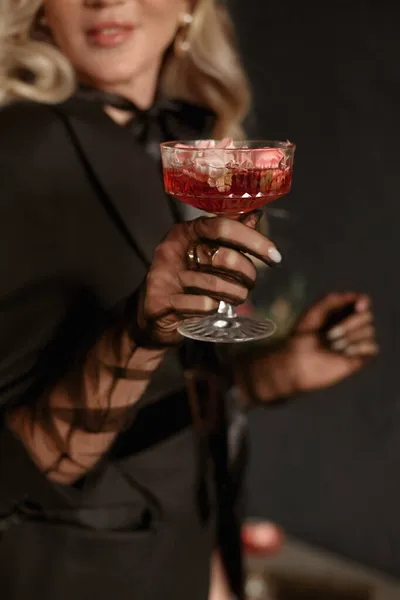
[0, 94, 243, 599]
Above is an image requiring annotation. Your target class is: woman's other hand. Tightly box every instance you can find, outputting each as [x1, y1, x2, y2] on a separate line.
[242, 292, 378, 403]
[136, 212, 282, 346]
[287, 292, 378, 393]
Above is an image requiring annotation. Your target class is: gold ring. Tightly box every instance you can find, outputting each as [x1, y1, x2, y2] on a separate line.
[186, 243, 201, 269]
[187, 243, 221, 269]
[207, 246, 220, 265]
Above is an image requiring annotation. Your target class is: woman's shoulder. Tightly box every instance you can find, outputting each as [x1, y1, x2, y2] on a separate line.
[0, 100, 61, 130]
[0, 100, 68, 159]
[0, 100, 77, 206]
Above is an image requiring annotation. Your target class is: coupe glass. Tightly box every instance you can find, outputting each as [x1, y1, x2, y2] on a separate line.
[160, 140, 296, 343]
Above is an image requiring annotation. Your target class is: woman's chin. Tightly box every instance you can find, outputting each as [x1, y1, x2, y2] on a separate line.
[77, 58, 140, 91]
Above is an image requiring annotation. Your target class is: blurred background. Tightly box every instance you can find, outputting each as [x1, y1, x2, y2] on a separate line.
[229, 0, 400, 583]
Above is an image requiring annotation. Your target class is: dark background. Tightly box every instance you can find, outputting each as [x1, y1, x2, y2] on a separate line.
[230, 0, 400, 577]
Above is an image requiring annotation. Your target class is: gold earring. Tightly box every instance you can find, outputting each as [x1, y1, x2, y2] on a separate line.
[174, 13, 193, 57]
[36, 6, 48, 27]
[34, 8, 50, 40]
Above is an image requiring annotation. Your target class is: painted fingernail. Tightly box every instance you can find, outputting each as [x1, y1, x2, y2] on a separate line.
[326, 326, 344, 340]
[331, 338, 347, 351]
[268, 247, 282, 264]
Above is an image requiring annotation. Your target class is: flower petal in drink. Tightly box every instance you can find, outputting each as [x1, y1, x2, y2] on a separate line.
[195, 140, 216, 149]
[254, 148, 285, 169]
[215, 137, 235, 149]
[175, 143, 196, 164]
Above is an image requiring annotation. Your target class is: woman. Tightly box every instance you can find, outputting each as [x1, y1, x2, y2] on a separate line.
[0, 1, 377, 599]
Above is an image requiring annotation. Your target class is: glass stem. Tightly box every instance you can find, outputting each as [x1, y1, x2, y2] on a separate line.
[217, 301, 237, 319]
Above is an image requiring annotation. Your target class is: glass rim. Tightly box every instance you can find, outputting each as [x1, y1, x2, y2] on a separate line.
[160, 140, 296, 152]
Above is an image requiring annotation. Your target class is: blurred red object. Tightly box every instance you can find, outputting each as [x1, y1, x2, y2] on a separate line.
[236, 300, 254, 317]
[242, 522, 285, 556]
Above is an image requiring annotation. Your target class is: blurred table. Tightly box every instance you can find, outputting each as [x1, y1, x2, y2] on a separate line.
[245, 537, 400, 600]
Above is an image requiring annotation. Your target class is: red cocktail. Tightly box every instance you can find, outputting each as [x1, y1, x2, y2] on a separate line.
[163, 164, 292, 215]
[163, 140, 294, 217]
[160, 139, 296, 343]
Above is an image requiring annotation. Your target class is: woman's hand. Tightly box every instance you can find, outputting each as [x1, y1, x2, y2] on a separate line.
[136, 213, 282, 346]
[243, 292, 378, 403]
[286, 292, 378, 393]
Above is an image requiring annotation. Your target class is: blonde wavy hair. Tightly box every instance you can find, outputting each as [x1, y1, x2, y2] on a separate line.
[0, 0, 251, 138]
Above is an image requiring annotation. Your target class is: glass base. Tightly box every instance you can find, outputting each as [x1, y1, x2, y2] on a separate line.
[178, 314, 276, 343]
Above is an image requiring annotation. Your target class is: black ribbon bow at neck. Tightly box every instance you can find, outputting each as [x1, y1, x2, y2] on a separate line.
[76, 84, 216, 161]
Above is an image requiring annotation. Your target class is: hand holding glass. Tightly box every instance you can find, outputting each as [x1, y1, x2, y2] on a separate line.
[161, 139, 296, 343]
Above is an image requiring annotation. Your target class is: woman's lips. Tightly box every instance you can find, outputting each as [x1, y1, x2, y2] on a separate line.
[86, 23, 135, 48]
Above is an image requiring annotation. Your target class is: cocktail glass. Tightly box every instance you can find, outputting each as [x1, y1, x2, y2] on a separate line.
[160, 140, 296, 343]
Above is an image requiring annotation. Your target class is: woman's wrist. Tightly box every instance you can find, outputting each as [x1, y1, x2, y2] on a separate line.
[124, 282, 180, 350]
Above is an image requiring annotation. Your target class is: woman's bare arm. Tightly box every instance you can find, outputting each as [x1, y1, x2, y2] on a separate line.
[7, 324, 166, 485]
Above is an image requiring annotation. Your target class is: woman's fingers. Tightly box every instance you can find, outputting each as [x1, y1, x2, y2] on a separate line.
[327, 320, 379, 357]
[297, 292, 369, 333]
[192, 244, 257, 287]
[322, 294, 378, 357]
[189, 216, 282, 267]
[326, 310, 373, 340]
[330, 324, 375, 350]
[141, 214, 282, 345]
[343, 340, 379, 357]
[179, 270, 248, 305]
